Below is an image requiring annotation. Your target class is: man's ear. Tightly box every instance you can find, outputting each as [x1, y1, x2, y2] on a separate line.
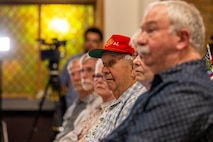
[130, 64, 136, 79]
[176, 29, 190, 50]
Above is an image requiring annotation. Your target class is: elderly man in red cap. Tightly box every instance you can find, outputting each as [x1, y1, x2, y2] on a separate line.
[82, 34, 147, 142]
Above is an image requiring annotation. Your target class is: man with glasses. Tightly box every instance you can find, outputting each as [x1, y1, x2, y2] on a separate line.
[83, 34, 147, 142]
[58, 59, 115, 142]
[60, 27, 103, 109]
[54, 54, 102, 142]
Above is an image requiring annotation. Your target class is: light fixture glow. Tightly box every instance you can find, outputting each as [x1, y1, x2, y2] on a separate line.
[0, 37, 10, 51]
[49, 18, 69, 33]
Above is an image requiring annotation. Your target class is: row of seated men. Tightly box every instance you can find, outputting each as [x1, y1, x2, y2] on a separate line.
[55, 1, 213, 142]
[54, 33, 151, 142]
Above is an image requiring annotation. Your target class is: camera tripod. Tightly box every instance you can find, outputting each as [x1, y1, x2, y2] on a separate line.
[27, 60, 65, 142]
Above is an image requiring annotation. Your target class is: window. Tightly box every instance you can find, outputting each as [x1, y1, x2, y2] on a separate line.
[0, 2, 98, 98]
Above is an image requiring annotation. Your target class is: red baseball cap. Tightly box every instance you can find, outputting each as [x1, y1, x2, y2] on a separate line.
[89, 34, 135, 58]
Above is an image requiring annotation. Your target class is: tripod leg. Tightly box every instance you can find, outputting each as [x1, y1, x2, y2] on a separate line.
[26, 80, 50, 142]
[52, 80, 65, 136]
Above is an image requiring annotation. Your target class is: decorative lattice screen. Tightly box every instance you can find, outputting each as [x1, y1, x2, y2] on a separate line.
[0, 4, 94, 98]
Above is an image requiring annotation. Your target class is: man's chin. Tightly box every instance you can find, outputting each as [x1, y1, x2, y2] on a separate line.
[74, 87, 84, 92]
[82, 85, 93, 91]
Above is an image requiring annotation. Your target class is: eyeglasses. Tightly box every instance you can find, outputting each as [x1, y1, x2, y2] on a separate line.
[93, 74, 104, 80]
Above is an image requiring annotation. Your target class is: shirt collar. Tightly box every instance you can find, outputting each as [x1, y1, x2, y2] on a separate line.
[110, 82, 144, 107]
[150, 59, 206, 91]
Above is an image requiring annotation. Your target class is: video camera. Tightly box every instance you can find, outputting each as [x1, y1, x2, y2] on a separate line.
[37, 38, 67, 90]
[37, 38, 66, 62]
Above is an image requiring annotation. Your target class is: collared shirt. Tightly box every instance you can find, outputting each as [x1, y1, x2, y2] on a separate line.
[102, 60, 213, 142]
[58, 99, 114, 142]
[73, 93, 103, 129]
[54, 92, 102, 142]
[85, 82, 147, 142]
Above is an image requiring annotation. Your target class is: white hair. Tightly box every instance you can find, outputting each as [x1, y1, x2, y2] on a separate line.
[144, 0, 205, 53]
[124, 54, 134, 62]
[130, 29, 141, 49]
[80, 53, 92, 65]
[95, 59, 103, 73]
[67, 57, 80, 74]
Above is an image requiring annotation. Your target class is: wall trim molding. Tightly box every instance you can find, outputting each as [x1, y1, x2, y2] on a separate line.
[0, 0, 96, 4]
